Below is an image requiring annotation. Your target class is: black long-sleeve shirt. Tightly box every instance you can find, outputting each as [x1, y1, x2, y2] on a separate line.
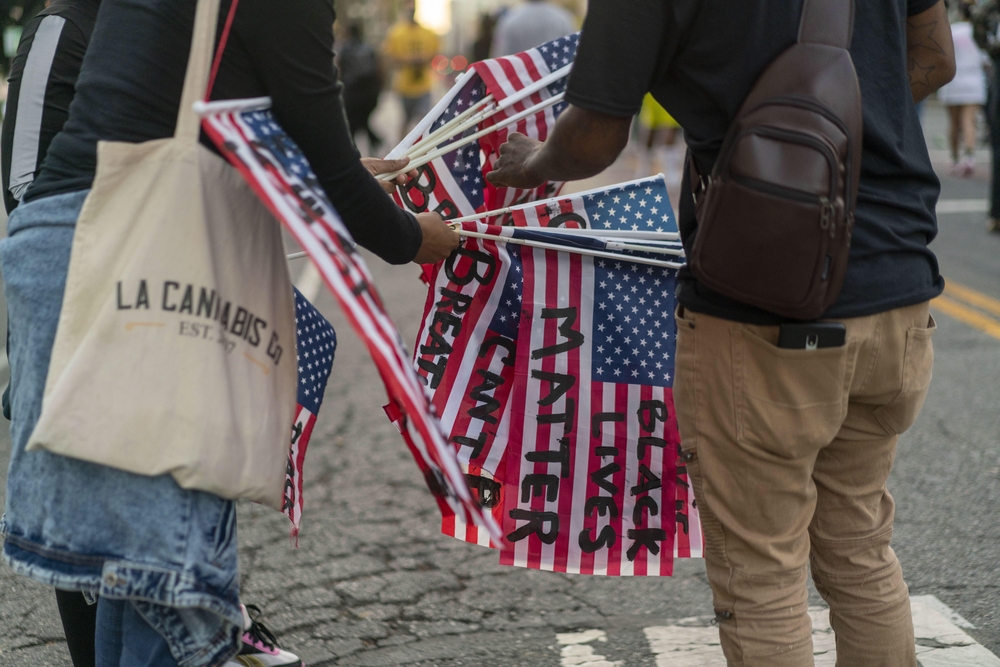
[27, 0, 422, 265]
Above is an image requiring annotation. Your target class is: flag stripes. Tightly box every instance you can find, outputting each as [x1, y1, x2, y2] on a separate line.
[202, 106, 501, 543]
[410, 176, 703, 575]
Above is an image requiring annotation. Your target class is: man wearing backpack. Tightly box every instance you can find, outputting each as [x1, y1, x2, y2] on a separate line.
[488, 1, 955, 665]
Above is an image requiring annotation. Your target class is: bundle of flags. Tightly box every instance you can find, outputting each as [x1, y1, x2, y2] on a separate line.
[408, 176, 704, 576]
[201, 100, 501, 543]
[385, 33, 580, 221]
[196, 34, 704, 578]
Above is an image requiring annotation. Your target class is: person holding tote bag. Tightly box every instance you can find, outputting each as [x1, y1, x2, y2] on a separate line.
[0, 1, 457, 666]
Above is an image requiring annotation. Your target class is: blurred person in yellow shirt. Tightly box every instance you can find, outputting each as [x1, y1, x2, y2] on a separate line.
[382, 3, 439, 137]
[635, 93, 684, 185]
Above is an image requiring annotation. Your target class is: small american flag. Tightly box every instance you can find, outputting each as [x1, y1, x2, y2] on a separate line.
[410, 176, 702, 574]
[283, 288, 337, 538]
[202, 103, 501, 544]
[474, 32, 578, 215]
[390, 33, 579, 222]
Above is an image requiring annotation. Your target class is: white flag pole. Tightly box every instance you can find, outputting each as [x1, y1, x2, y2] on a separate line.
[403, 95, 495, 160]
[604, 241, 685, 256]
[447, 207, 515, 224]
[378, 93, 566, 181]
[444, 173, 674, 227]
[193, 96, 272, 116]
[386, 68, 478, 160]
[496, 63, 573, 111]
[402, 63, 574, 161]
[448, 222, 680, 242]
[455, 228, 684, 269]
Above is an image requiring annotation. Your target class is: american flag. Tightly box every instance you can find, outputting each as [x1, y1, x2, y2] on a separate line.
[411, 234, 526, 546]
[201, 103, 502, 544]
[473, 32, 577, 215]
[411, 176, 703, 575]
[283, 288, 337, 538]
[390, 75, 489, 218]
[390, 33, 579, 222]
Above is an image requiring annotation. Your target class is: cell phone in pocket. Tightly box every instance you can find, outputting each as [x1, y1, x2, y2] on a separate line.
[777, 322, 846, 350]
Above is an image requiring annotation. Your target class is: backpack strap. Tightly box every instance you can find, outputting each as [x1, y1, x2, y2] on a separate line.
[798, 0, 855, 50]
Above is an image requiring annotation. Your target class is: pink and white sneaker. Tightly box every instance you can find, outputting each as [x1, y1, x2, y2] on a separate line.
[225, 604, 304, 667]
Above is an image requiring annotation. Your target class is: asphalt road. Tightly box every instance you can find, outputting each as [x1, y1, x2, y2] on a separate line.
[0, 105, 998, 666]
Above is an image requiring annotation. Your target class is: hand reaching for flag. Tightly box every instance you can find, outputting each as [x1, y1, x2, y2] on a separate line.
[489, 106, 634, 189]
[413, 212, 460, 265]
[360, 156, 460, 264]
[485, 132, 545, 190]
[362, 156, 420, 194]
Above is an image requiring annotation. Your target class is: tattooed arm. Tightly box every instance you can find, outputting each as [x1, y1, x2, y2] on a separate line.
[906, 0, 956, 102]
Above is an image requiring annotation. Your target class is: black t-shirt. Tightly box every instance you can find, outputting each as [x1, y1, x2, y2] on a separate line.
[567, 0, 944, 323]
[26, 0, 421, 265]
[1, 0, 99, 214]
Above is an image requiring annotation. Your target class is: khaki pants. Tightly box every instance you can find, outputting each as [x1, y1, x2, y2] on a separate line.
[674, 302, 936, 666]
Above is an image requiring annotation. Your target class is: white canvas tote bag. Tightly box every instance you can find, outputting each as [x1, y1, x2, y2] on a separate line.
[26, 0, 297, 510]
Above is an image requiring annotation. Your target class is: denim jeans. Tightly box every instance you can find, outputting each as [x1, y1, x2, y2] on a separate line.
[96, 598, 179, 667]
[0, 190, 242, 666]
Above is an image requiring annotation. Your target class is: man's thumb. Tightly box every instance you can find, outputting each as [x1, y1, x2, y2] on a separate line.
[375, 157, 411, 173]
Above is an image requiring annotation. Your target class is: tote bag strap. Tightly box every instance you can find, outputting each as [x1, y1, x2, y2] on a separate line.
[175, 0, 224, 141]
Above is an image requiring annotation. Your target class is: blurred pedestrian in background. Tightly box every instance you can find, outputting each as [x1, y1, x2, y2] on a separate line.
[972, 0, 1000, 230]
[490, 0, 575, 58]
[381, 2, 438, 139]
[338, 20, 383, 155]
[939, 0, 986, 176]
[471, 12, 497, 64]
[634, 93, 684, 185]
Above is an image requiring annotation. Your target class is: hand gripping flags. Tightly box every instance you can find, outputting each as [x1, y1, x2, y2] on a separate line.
[411, 176, 703, 575]
[388, 33, 579, 221]
[201, 100, 502, 544]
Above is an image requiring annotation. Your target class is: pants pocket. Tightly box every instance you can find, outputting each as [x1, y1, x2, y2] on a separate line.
[873, 315, 936, 436]
[736, 326, 849, 457]
[674, 306, 698, 450]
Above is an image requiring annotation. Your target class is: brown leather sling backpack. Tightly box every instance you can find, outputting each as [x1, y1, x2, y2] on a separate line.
[688, 0, 863, 320]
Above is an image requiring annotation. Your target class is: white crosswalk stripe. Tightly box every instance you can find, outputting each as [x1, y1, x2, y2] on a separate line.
[936, 198, 989, 214]
[557, 629, 621, 667]
[564, 596, 998, 666]
[911, 596, 1000, 667]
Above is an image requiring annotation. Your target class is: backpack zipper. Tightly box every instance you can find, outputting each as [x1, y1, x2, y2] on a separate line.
[730, 172, 836, 238]
[745, 94, 854, 208]
[744, 126, 838, 197]
[729, 172, 823, 205]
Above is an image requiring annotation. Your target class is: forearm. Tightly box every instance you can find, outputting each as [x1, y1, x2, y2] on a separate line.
[906, 0, 956, 102]
[250, 0, 422, 264]
[522, 105, 631, 183]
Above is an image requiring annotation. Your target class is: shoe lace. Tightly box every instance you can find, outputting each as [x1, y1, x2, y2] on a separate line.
[244, 604, 281, 651]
